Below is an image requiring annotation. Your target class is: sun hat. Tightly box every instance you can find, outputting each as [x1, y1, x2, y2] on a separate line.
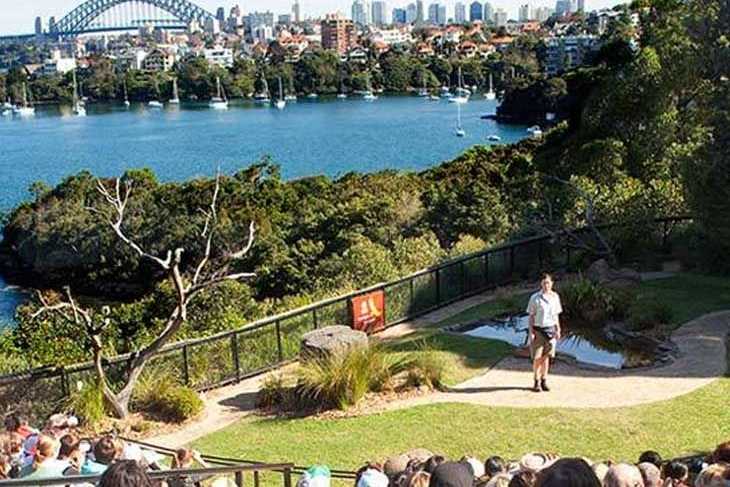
[357, 468, 389, 487]
[517, 453, 555, 473]
[464, 457, 485, 478]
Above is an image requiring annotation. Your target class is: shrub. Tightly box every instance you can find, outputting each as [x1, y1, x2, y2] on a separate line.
[257, 373, 291, 410]
[405, 342, 447, 391]
[131, 368, 203, 422]
[628, 296, 673, 331]
[67, 380, 106, 430]
[559, 276, 622, 327]
[150, 385, 203, 423]
[296, 344, 407, 410]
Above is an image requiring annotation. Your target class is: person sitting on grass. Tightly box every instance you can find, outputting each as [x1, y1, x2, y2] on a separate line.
[604, 463, 645, 487]
[527, 274, 563, 392]
[168, 448, 209, 487]
[663, 461, 690, 487]
[485, 456, 507, 480]
[638, 462, 662, 487]
[693, 463, 730, 487]
[21, 435, 69, 480]
[534, 458, 601, 487]
[710, 442, 730, 465]
[81, 435, 119, 475]
[639, 452, 663, 469]
[98, 460, 154, 487]
[509, 470, 537, 487]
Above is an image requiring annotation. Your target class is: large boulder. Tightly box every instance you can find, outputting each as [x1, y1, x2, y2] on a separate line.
[586, 259, 641, 288]
[300, 326, 368, 361]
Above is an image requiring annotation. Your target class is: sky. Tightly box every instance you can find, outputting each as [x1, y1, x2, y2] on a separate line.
[0, 0, 625, 35]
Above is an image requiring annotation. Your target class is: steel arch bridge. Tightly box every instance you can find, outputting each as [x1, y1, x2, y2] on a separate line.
[54, 0, 214, 35]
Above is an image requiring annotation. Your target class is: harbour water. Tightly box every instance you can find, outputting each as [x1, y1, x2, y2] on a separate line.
[0, 95, 529, 323]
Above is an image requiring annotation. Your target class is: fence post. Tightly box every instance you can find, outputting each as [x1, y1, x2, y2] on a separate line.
[460, 261, 467, 296]
[538, 239, 544, 270]
[662, 220, 669, 252]
[275, 320, 283, 362]
[312, 308, 319, 330]
[509, 246, 515, 280]
[284, 467, 292, 487]
[182, 345, 190, 386]
[235, 471, 244, 487]
[565, 246, 571, 270]
[60, 367, 69, 398]
[483, 253, 489, 287]
[435, 268, 441, 305]
[382, 286, 388, 326]
[409, 277, 415, 313]
[254, 470, 260, 487]
[232, 333, 240, 382]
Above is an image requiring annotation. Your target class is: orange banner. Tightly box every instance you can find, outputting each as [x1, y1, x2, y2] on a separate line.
[351, 291, 385, 334]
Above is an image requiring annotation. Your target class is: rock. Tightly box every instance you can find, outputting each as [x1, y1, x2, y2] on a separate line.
[300, 325, 368, 361]
[383, 454, 410, 478]
[586, 259, 641, 288]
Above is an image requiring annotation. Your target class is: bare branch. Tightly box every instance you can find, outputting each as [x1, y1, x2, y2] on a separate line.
[228, 221, 256, 260]
[192, 172, 221, 286]
[94, 178, 173, 270]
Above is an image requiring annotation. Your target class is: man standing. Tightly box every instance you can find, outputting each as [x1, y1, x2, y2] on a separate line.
[527, 274, 562, 392]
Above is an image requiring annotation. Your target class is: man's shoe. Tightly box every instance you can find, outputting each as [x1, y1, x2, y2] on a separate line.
[541, 379, 550, 392]
[533, 379, 542, 392]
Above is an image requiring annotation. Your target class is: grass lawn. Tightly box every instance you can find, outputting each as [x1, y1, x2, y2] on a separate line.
[191, 273, 730, 470]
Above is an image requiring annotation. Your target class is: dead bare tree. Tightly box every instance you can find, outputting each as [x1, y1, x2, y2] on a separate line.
[33, 172, 255, 418]
[530, 175, 616, 264]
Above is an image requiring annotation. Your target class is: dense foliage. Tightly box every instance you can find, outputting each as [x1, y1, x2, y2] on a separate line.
[1, 0, 728, 373]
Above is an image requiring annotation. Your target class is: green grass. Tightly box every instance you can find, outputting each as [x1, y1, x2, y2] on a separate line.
[436, 292, 531, 328]
[384, 332, 512, 386]
[191, 273, 730, 469]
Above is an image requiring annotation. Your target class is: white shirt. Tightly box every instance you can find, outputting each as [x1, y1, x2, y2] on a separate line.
[527, 291, 562, 329]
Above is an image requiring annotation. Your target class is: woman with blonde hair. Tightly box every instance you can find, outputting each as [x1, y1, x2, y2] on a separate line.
[21, 435, 69, 479]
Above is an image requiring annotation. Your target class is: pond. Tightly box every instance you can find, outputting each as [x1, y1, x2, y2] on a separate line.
[460, 314, 657, 369]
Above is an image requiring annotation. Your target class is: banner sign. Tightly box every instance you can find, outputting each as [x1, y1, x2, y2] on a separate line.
[351, 291, 385, 334]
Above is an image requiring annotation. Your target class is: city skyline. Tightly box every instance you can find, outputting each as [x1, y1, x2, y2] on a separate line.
[0, 0, 626, 34]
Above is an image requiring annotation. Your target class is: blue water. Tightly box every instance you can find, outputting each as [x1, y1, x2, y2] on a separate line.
[0, 95, 528, 324]
[0, 275, 26, 331]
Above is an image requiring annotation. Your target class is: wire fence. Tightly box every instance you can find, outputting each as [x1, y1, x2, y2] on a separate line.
[0, 216, 692, 414]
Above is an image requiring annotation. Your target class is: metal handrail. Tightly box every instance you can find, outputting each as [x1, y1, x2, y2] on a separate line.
[0, 215, 693, 392]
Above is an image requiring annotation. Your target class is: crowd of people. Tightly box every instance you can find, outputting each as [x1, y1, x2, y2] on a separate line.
[1, 411, 728, 487]
[351, 446, 730, 487]
[0, 412, 212, 486]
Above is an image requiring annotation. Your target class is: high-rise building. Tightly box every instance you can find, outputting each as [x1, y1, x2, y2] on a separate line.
[494, 8, 508, 26]
[352, 0, 370, 25]
[48, 17, 57, 34]
[393, 7, 407, 23]
[534, 6, 552, 21]
[293, 2, 301, 23]
[469, 1, 483, 22]
[278, 14, 293, 25]
[455, 2, 466, 23]
[415, 0, 425, 24]
[406, 3, 417, 23]
[372, 1, 388, 26]
[35, 16, 43, 35]
[321, 13, 355, 54]
[555, 0, 572, 16]
[577, 0, 585, 13]
[483, 2, 494, 22]
[427, 3, 446, 25]
[519, 4, 531, 21]
[216, 7, 226, 21]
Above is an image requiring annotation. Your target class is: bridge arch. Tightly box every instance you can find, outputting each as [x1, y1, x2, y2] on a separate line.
[54, 0, 214, 35]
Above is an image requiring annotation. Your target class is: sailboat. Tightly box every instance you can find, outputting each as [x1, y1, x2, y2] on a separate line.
[285, 78, 297, 101]
[449, 67, 469, 104]
[418, 77, 429, 97]
[485, 73, 496, 100]
[209, 76, 229, 110]
[169, 78, 180, 104]
[455, 102, 465, 137]
[363, 72, 377, 101]
[148, 79, 163, 108]
[13, 84, 35, 117]
[337, 72, 347, 99]
[255, 75, 271, 104]
[122, 79, 131, 107]
[275, 77, 286, 110]
[72, 70, 86, 117]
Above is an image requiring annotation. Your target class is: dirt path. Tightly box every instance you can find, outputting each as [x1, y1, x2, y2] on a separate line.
[149, 286, 728, 447]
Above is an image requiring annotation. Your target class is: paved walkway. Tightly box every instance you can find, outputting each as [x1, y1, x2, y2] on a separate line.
[149, 288, 729, 447]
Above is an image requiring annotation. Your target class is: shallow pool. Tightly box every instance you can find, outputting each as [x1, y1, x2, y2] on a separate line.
[463, 314, 654, 369]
